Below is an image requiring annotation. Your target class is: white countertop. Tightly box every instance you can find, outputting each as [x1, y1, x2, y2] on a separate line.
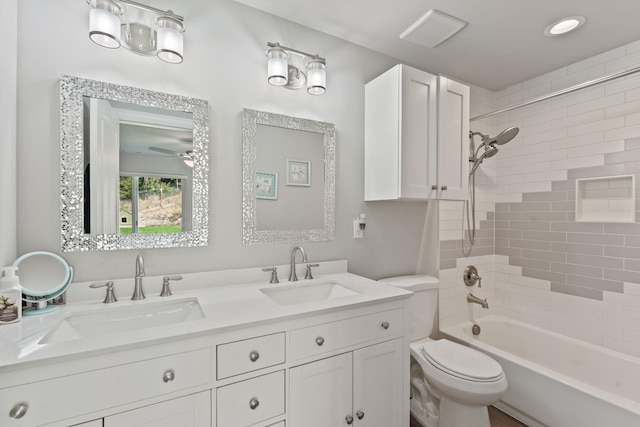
[0, 261, 411, 372]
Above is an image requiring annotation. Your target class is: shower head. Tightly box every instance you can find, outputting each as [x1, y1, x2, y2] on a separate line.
[469, 145, 499, 175]
[469, 126, 520, 147]
[493, 126, 519, 145]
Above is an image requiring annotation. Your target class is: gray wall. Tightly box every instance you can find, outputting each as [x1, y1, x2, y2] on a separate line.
[1, 0, 17, 267]
[16, 0, 430, 282]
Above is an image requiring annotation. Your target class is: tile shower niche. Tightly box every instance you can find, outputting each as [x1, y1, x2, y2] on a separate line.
[576, 175, 635, 223]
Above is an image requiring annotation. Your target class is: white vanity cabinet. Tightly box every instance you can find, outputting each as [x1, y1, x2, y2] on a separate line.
[0, 275, 409, 427]
[290, 339, 403, 426]
[364, 64, 470, 201]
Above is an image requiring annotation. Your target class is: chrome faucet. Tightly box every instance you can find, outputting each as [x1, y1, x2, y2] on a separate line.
[289, 246, 308, 282]
[132, 254, 146, 300]
[467, 293, 489, 309]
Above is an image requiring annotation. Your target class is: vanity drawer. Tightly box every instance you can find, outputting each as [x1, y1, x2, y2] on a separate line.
[0, 348, 211, 426]
[216, 370, 285, 427]
[217, 332, 285, 379]
[289, 309, 403, 361]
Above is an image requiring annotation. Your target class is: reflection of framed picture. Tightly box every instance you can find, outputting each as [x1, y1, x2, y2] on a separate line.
[256, 172, 278, 200]
[286, 159, 311, 186]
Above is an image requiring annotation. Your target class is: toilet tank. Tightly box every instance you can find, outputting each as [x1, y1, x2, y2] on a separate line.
[379, 275, 439, 341]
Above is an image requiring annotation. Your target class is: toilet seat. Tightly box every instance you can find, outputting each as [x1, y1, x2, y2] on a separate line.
[420, 340, 504, 382]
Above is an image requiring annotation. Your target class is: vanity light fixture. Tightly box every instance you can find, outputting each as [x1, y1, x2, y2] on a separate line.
[544, 16, 586, 36]
[87, 0, 185, 64]
[266, 42, 327, 95]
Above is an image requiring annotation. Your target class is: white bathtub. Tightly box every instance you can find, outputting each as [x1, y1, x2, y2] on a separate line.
[442, 315, 640, 427]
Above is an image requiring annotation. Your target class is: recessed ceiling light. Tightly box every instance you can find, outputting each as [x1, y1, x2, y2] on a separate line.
[545, 16, 586, 36]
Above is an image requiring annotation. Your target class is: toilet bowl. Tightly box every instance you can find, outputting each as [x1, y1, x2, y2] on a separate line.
[379, 275, 507, 427]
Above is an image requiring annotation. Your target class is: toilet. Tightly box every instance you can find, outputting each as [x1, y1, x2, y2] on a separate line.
[379, 275, 507, 427]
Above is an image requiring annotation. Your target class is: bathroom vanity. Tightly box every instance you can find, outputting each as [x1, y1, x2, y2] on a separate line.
[0, 262, 411, 427]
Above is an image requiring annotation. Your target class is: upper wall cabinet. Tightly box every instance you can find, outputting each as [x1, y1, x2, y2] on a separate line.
[364, 64, 469, 201]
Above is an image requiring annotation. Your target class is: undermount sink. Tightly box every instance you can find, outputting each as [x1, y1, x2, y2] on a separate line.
[260, 281, 360, 306]
[40, 298, 204, 344]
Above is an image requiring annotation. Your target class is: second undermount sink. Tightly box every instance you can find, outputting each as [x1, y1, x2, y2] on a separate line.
[40, 298, 204, 344]
[260, 281, 360, 306]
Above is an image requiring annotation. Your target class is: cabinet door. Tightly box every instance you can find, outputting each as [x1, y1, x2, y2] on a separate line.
[436, 76, 470, 200]
[290, 353, 353, 427]
[400, 65, 439, 199]
[104, 391, 211, 427]
[353, 339, 404, 427]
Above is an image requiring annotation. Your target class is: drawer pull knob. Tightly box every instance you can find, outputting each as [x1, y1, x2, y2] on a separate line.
[9, 402, 28, 419]
[249, 351, 260, 362]
[346, 415, 354, 425]
[163, 369, 175, 383]
[381, 321, 390, 330]
[316, 336, 325, 346]
[356, 410, 365, 420]
[441, 185, 448, 191]
[249, 398, 260, 410]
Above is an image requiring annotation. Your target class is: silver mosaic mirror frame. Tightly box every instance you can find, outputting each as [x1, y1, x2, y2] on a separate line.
[60, 75, 209, 252]
[242, 108, 336, 245]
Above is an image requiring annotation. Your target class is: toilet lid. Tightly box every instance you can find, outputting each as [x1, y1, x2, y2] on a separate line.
[420, 340, 504, 382]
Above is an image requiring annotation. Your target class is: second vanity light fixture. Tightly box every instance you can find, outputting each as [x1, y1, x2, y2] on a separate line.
[87, 0, 185, 64]
[266, 42, 327, 95]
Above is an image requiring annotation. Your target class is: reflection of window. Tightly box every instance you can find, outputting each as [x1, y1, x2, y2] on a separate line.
[119, 175, 185, 233]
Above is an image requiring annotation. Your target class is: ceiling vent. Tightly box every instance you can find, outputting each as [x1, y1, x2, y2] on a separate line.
[400, 9, 467, 48]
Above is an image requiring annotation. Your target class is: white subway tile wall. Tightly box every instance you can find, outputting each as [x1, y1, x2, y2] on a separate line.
[439, 39, 640, 359]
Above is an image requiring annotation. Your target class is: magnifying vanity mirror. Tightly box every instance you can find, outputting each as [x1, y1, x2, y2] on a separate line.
[242, 108, 336, 244]
[60, 75, 209, 251]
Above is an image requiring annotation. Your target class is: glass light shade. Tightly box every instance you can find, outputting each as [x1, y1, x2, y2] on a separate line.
[89, 6, 121, 49]
[267, 47, 289, 86]
[156, 16, 184, 64]
[306, 59, 326, 95]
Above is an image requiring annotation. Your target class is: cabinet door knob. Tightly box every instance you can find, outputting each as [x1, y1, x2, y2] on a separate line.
[9, 402, 29, 419]
[249, 398, 260, 410]
[249, 351, 260, 362]
[431, 185, 438, 190]
[345, 415, 354, 425]
[356, 410, 365, 420]
[441, 185, 448, 190]
[381, 321, 390, 330]
[162, 369, 175, 383]
[315, 336, 325, 346]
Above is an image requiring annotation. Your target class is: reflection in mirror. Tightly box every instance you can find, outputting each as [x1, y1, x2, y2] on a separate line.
[60, 75, 209, 252]
[83, 98, 194, 234]
[242, 108, 335, 245]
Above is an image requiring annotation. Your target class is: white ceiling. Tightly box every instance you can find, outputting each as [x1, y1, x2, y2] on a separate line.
[234, 0, 640, 91]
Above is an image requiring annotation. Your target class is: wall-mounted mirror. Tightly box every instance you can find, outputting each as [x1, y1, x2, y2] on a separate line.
[60, 75, 209, 251]
[242, 108, 336, 244]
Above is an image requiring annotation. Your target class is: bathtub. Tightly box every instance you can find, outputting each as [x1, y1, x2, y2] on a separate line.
[441, 315, 640, 427]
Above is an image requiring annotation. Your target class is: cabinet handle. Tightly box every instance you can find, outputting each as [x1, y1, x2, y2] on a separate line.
[441, 185, 448, 191]
[249, 351, 260, 362]
[381, 321, 390, 330]
[431, 185, 438, 190]
[162, 369, 175, 383]
[315, 336, 325, 346]
[356, 410, 365, 420]
[9, 402, 29, 419]
[345, 415, 354, 425]
[249, 398, 260, 410]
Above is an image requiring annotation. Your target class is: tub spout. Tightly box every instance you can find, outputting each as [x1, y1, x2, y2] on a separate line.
[467, 293, 489, 309]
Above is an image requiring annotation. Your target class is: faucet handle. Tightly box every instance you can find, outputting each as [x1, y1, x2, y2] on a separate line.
[262, 267, 279, 284]
[160, 276, 183, 297]
[90, 281, 117, 304]
[304, 264, 320, 280]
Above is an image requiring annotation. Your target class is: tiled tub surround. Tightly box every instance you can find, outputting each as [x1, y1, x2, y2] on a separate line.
[437, 39, 640, 360]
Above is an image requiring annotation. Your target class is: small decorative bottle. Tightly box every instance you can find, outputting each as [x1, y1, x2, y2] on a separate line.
[0, 266, 22, 324]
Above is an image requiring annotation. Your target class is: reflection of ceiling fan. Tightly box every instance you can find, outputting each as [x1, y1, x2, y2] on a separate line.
[148, 147, 194, 167]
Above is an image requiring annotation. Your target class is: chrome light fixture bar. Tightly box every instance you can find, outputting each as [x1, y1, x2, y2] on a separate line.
[266, 42, 327, 95]
[87, 0, 185, 64]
